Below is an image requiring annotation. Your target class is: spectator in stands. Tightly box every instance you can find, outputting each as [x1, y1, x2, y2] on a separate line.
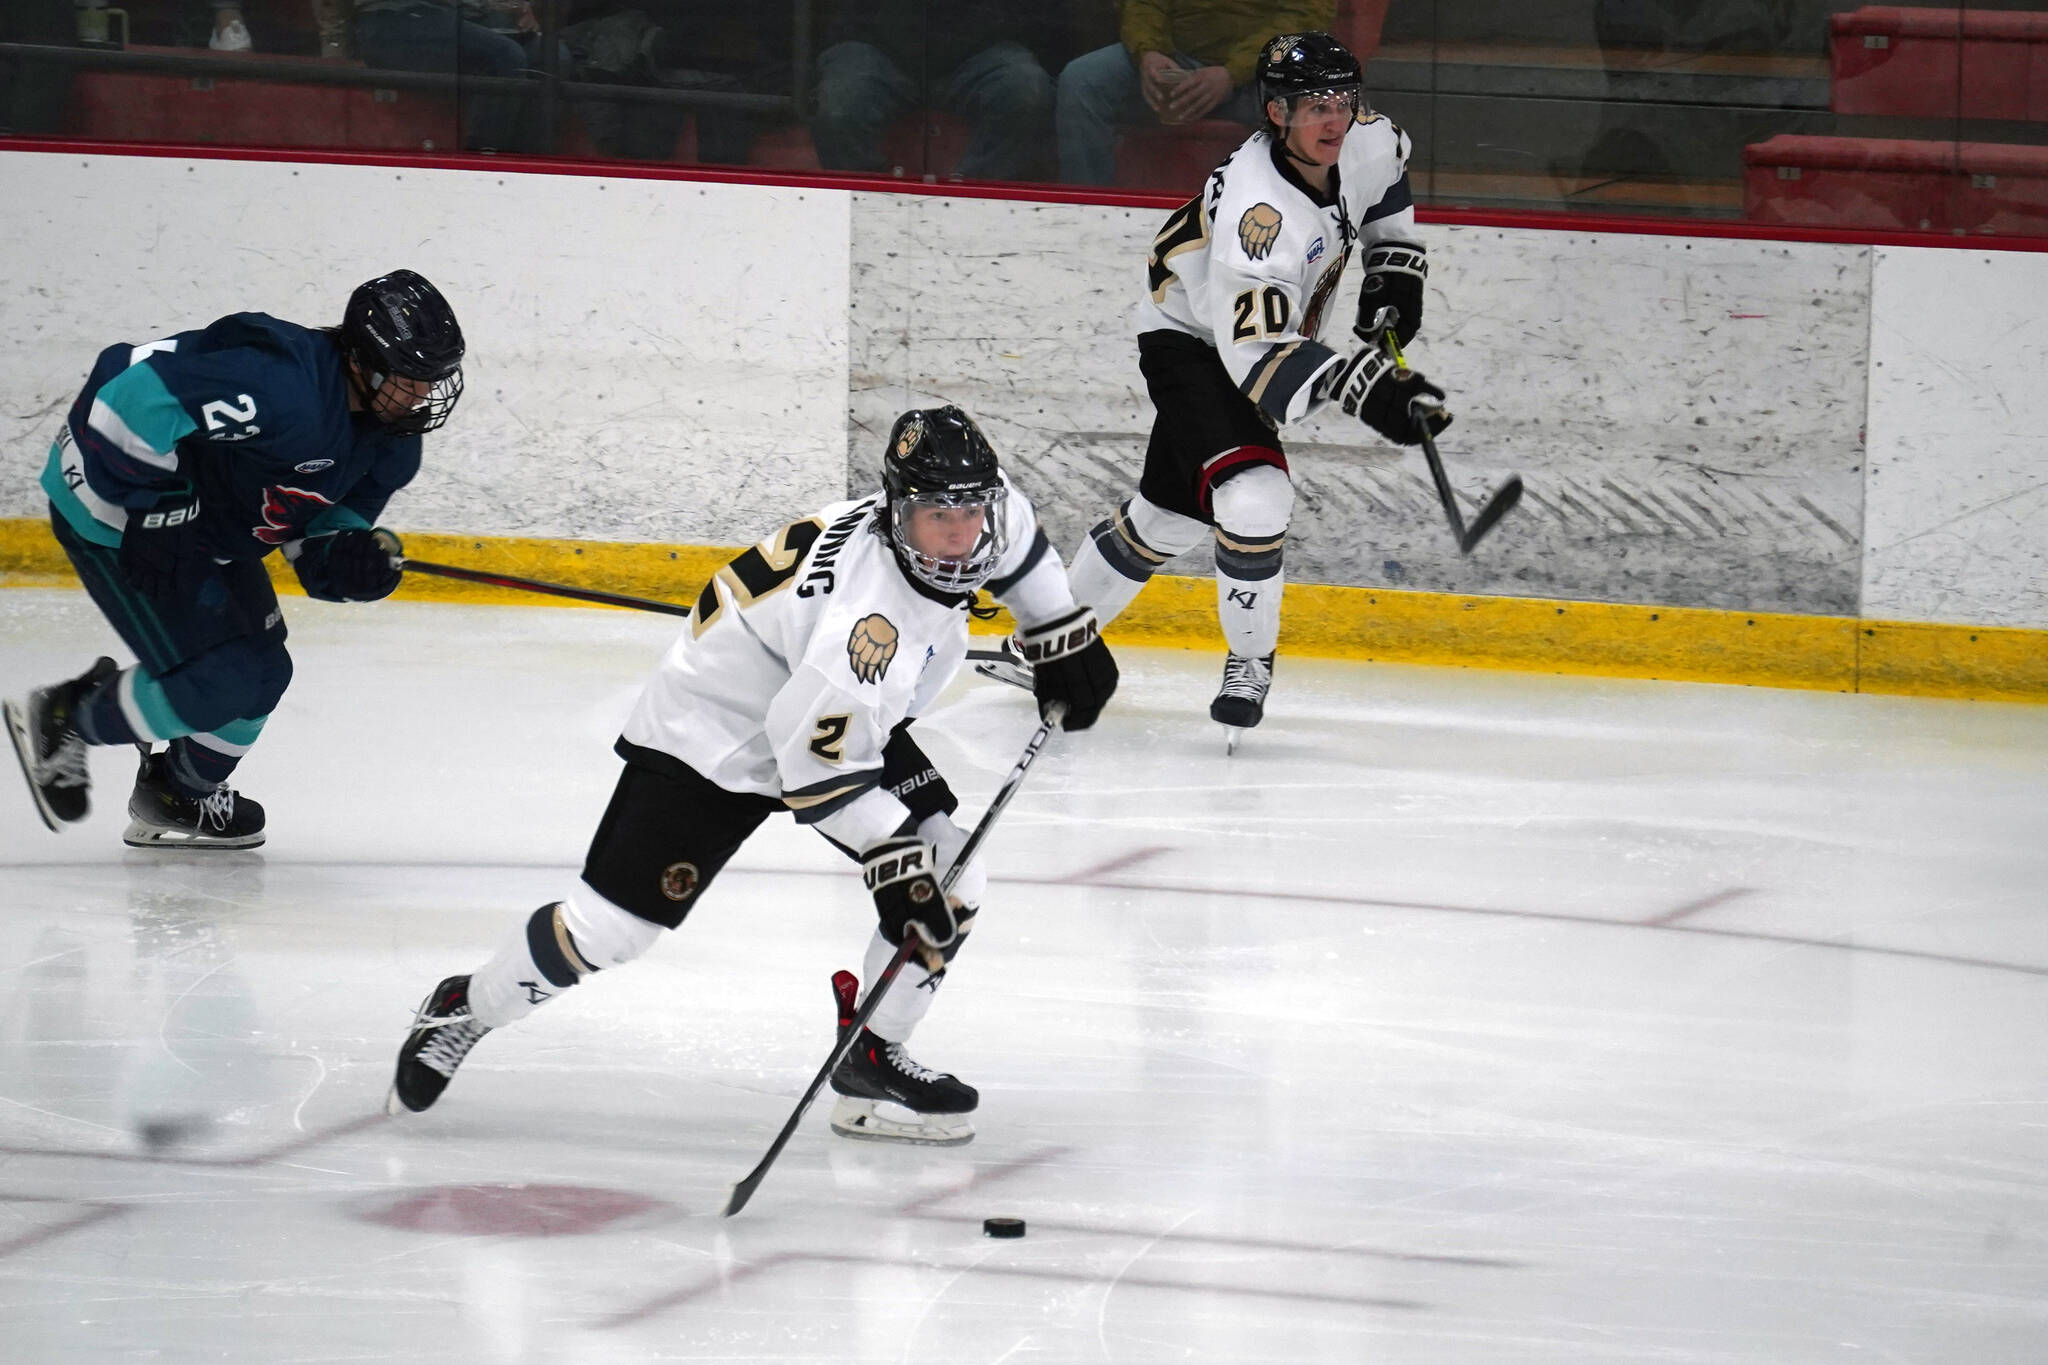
[351, 0, 566, 152]
[209, 4, 253, 51]
[1056, 0, 1335, 186]
[0, 0, 73, 135]
[560, 1, 792, 164]
[811, 0, 1056, 181]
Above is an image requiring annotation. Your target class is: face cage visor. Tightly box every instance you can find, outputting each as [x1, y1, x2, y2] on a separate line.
[363, 366, 465, 435]
[890, 485, 1009, 594]
[1275, 84, 1362, 129]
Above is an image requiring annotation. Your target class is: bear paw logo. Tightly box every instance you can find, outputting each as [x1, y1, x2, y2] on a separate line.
[847, 614, 899, 684]
[1239, 203, 1283, 261]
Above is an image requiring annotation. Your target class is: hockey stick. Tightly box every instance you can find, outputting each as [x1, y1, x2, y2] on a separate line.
[721, 703, 1067, 1218]
[370, 534, 695, 617]
[1372, 315, 1524, 555]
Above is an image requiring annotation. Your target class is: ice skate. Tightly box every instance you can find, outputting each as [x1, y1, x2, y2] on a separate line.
[970, 636, 1033, 693]
[124, 751, 266, 849]
[5, 656, 117, 830]
[387, 975, 490, 1114]
[1210, 652, 1274, 754]
[829, 1026, 977, 1146]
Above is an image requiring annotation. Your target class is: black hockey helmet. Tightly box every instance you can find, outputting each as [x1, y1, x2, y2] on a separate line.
[340, 269, 465, 434]
[1257, 31, 1364, 134]
[881, 406, 1009, 594]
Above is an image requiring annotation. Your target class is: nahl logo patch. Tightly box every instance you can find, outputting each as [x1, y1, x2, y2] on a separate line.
[1239, 203, 1283, 261]
[659, 861, 700, 902]
[847, 613, 899, 684]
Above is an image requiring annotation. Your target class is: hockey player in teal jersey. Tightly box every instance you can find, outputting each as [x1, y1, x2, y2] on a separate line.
[5, 270, 465, 849]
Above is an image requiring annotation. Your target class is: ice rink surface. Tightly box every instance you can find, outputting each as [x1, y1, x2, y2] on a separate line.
[2, 587, 2045, 1363]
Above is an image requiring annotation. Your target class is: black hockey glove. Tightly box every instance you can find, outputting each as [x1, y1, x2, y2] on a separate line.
[1327, 348, 1451, 448]
[329, 527, 403, 601]
[1353, 240, 1428, 348]
[1016, 606, 1118, 731]
[118, 488, 210, 601]
[301, 527, 403, 602]
[863, 834, 963, 956]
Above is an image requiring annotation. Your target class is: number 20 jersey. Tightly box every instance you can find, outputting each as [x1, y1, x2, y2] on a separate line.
[1135, 116, 1418, 430]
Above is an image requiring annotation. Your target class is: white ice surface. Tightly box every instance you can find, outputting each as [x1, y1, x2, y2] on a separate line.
[1, 588, 2045, 1363]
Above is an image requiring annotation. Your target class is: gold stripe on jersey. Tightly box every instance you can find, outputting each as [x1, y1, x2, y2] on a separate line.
[1147, 192, 1212, 303]
[691, 516, 825, 639]
[783, 770, 883, 822]
[1242, 341, 1302, 410]
[690, 575, 724, 639]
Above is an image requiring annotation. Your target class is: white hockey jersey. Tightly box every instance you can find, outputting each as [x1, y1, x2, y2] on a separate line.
[1135, 114, 1419, 428]
[620, 475, 1074, 854]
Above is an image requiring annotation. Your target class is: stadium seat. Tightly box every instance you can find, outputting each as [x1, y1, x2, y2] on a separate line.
[1831, 6, 2048, 120]
[1744, 133, 2048, 235]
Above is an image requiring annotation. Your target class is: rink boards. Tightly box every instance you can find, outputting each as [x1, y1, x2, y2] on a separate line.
[1, 149, 2043, 698]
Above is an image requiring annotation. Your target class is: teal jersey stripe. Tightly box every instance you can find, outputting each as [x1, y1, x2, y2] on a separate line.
[125, 668, 192, 741]
[306, 504, 373, 536]
[209, 715, 269, 749]
[40, 440, 124, 547]
[95, 360, 198, 463]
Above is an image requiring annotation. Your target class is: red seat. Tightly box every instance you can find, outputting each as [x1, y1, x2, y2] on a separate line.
[1744, 133, 2048, 235]
[748, 113, 973, 179]
[70, 47, 459, 150]
[1831, 6, 2048, 120]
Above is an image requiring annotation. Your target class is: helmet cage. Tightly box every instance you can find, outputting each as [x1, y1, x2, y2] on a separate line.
[889, 484, 1009, 594]
[358, 367, 464, 435]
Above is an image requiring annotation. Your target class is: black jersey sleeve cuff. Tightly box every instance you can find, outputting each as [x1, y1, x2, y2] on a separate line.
[783, 768, 885, 824]
[1362, 171, 1415, 225]
[1241, 339, 1340, 426]
[986, 526, 1052, 597]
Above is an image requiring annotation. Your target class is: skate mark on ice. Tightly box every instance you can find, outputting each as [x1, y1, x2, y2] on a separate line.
[1642, 886, 1755, 926]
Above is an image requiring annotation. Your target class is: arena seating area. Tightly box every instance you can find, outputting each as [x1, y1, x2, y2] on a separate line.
[17, 1, 2048, 231]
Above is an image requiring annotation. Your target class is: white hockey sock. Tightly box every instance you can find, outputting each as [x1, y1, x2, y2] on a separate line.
[1210, 466, 1291, 659]
[467, 892, 662, 1029]
[1066, 533, 1151, 630]
[1068, 496, 1207, 629]
[1216, 561, 1284, 658]
[859, 928, 942, 1043]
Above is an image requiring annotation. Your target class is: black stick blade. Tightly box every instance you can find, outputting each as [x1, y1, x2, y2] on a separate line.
[1458, 475, 1525, 554]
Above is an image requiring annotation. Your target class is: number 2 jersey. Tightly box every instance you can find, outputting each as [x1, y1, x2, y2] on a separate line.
[1136, 115, 1418, 429]
[619, 478, 1077, 854]
[41, 312, 421, 582]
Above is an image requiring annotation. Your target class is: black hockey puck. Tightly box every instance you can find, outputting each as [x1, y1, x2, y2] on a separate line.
[982, 1217, 1026, 1239]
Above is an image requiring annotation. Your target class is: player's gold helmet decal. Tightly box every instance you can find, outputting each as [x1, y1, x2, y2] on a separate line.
[847, 614, 899, 684]
[1239, 203, 1283, 261]
[895, 416, 925, 459]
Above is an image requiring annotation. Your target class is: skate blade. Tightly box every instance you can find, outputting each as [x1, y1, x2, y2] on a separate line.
[828, 1096, 975, 1147]
[5, 700, 64, 833]
[384, 1084, 408, 1117]
[971, 659, 1033, 693]
[122, 818, 265, 851]
[1223, 724, 1246, 755]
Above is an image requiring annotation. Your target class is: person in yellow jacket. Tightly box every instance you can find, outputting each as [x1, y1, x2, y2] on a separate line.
[1055, 0, 1336, 184]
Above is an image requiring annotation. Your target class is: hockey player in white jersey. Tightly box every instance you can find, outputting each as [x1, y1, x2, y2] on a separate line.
[1022, 32, 1450, 744]
[385, 407, 1117, 1144]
